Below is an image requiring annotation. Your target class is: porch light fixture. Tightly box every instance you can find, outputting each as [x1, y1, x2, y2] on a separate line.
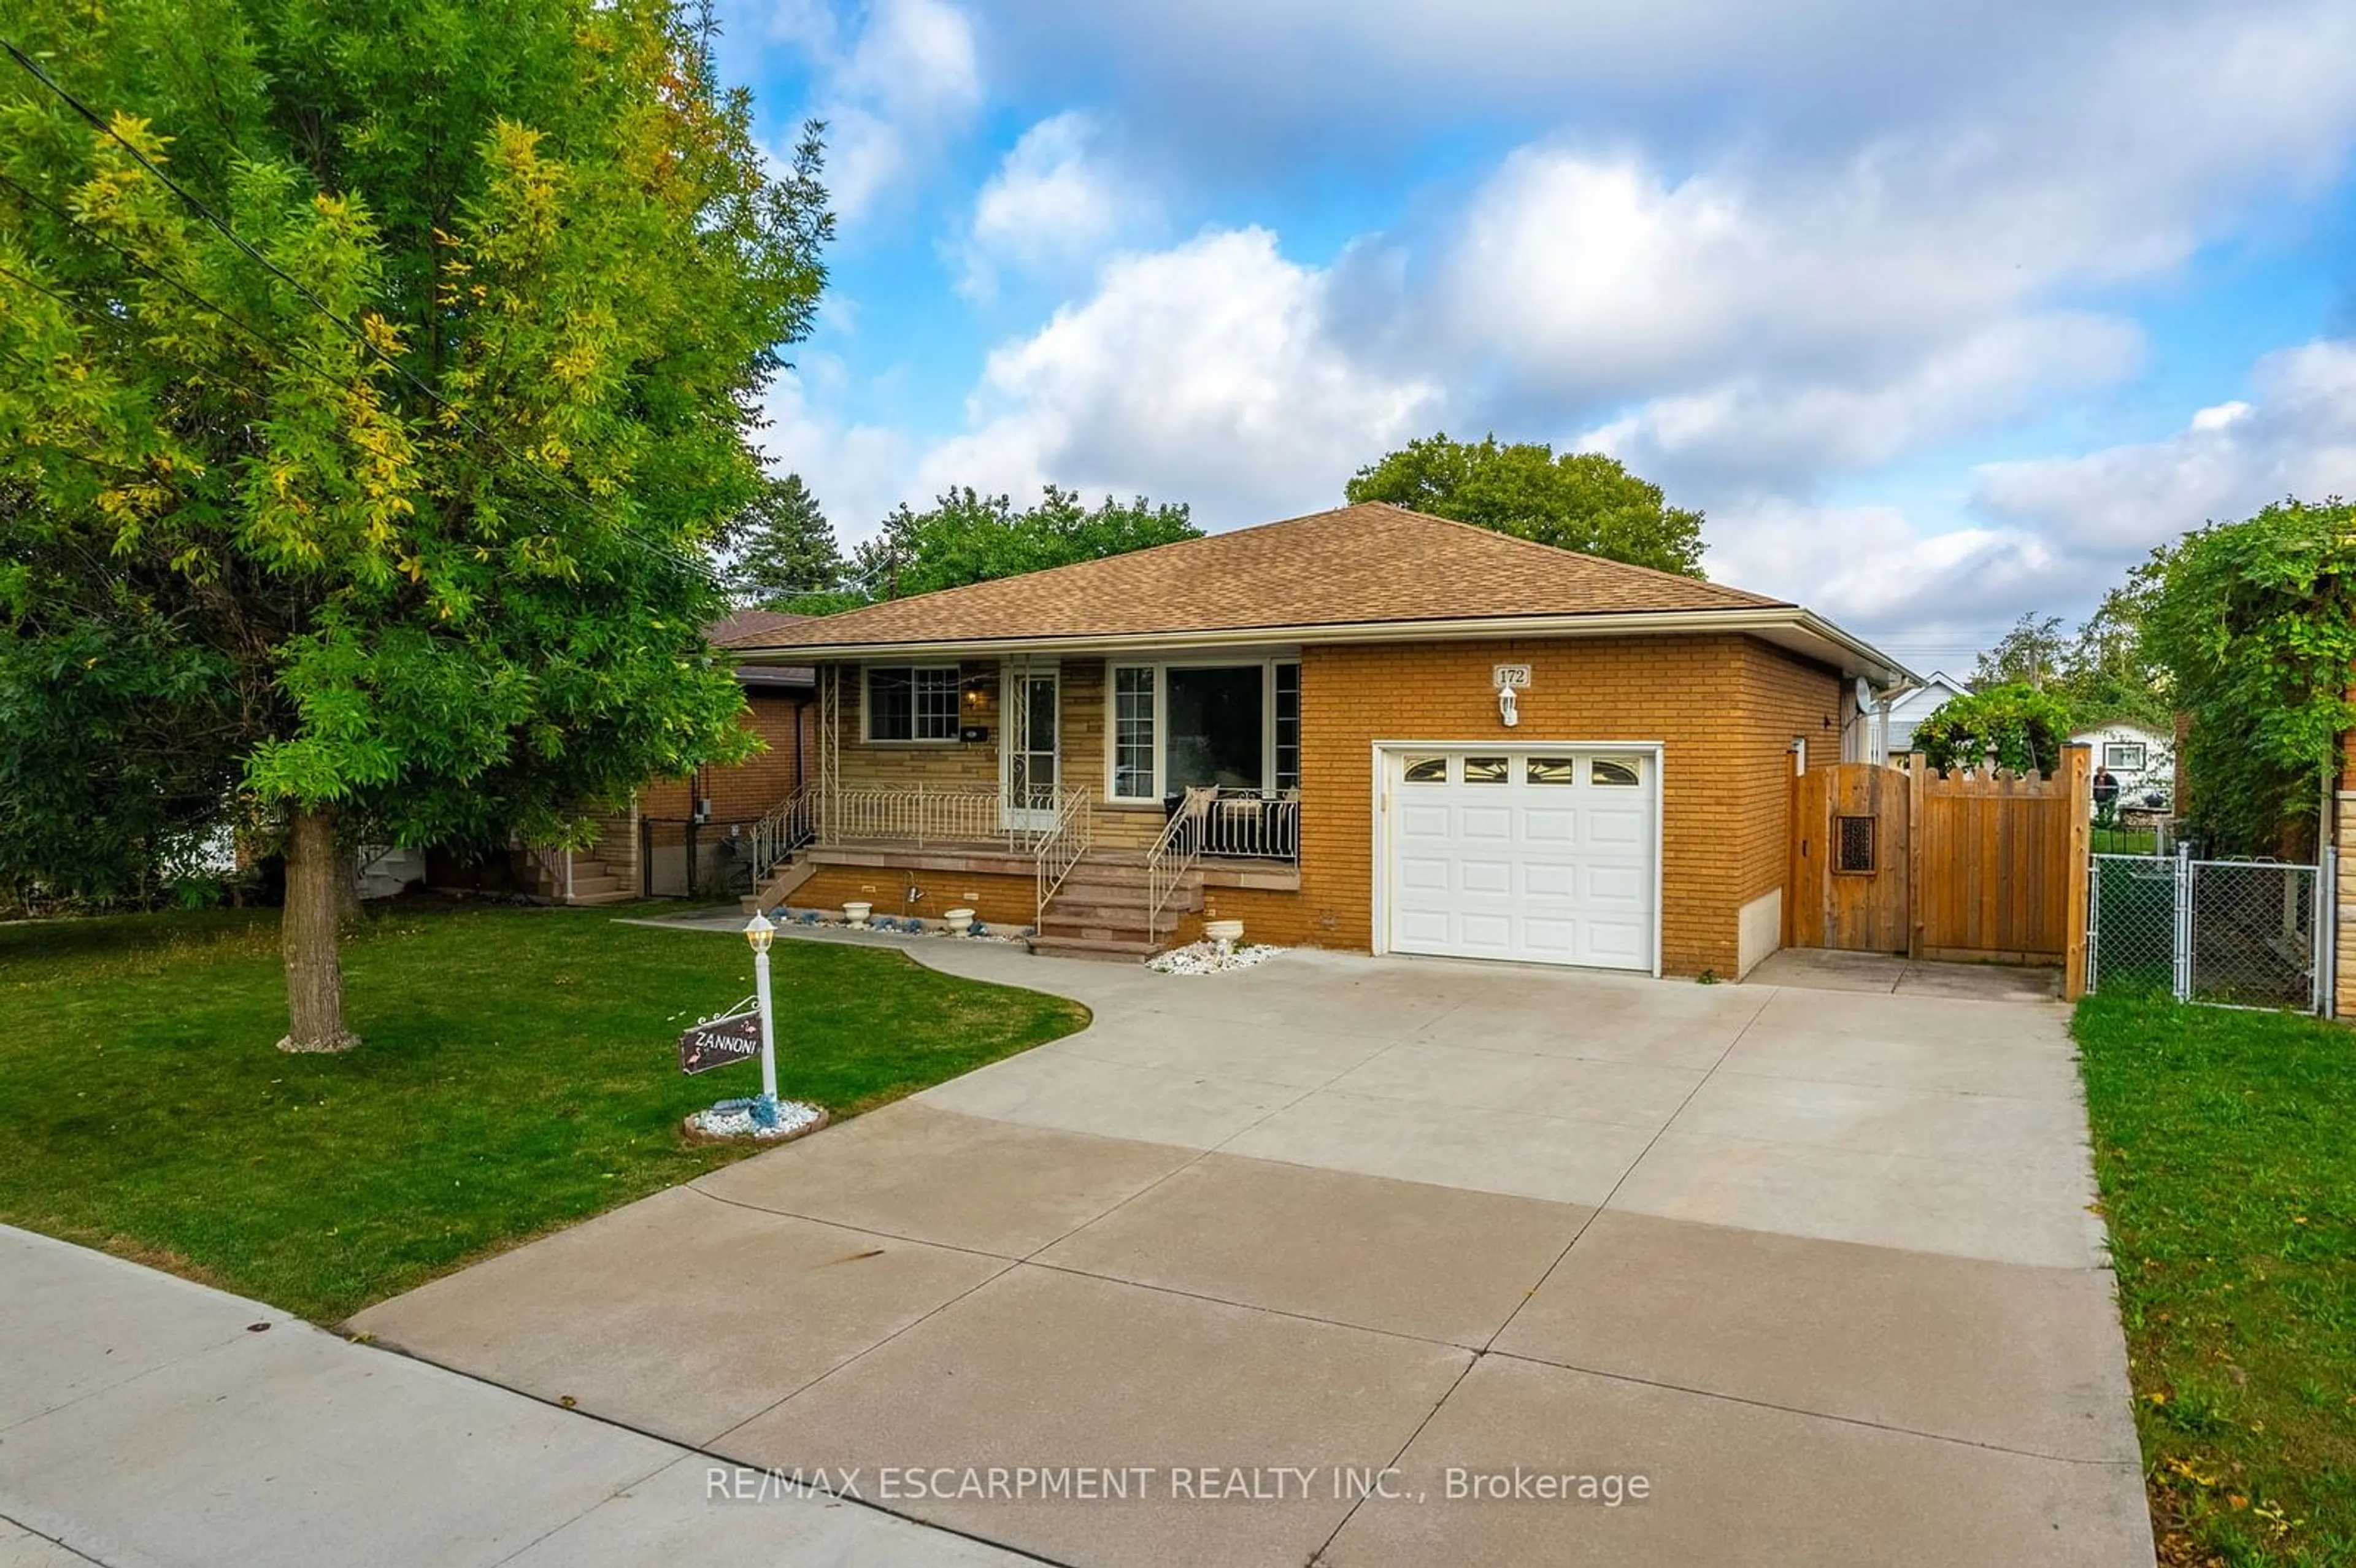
[744, 910, 775, 955]
[1498, 686, 1520, 728]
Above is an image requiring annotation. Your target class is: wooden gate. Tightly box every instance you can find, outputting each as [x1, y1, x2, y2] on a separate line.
[1792, 763, 1911, 953]
[1792, 750, 2091, 966]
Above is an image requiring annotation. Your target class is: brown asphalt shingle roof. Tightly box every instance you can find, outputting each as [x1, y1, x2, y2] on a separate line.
[735, 502, 1788, 652]
[704, 609, 815, 687]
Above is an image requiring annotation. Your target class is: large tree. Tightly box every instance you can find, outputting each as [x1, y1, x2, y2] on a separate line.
[1345, 433, 1707, 576]
[721, 472, 844, 610]
[849, 485, 1198, 599]
[0, 0, 829, 1047]
[1970, 612, 2069, 691]
[2141, 498, 2356, 855]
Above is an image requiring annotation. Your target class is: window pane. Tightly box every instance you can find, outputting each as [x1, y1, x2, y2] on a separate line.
[2104, 743, 2144, 771]
[1166, 666, 1264, 790]
[866, 667, 912, 740]
[1591, 759, 1640, 786]
[1837, 815, 1876, 873]
[1526, 758, 1576, 785]
[1114, 667, 1155, 797]
[1273, 663, 1301, 793]
[915, 668, 960, 740]
[1464, 756, 1509, 783]
[1402, 757, 1448, 783]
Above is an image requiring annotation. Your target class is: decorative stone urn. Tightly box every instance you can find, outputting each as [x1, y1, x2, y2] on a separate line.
[842, 901, 872, 929]
[944, 907, 977, 936]
[1203, 918, 1245, 956]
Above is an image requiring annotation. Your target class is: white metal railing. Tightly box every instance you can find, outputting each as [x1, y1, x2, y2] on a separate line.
[1147, 788, 1301, 931]
[1196, 789, 1301, 863]
[816, 784, 1087, 854]
[1034, 790, 1093, 923]
[527, 844, 574, 902]
[749, 785, 817, 888]
[1147, 789, 1214, 932]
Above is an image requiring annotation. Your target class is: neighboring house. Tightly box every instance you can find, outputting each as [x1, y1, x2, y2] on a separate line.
[2074, 720, 2174, 812]
[1881, 670, 1971, 761]
[727, 502, 1911, 978]
[441, 609, 818, 904]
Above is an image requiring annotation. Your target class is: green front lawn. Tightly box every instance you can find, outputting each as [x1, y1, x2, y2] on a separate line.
[0, 904, 1087, 1321]
[2075, 994, 2356, 1566]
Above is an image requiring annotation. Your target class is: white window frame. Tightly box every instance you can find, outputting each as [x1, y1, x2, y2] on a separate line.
[2103, 741, 2147, 772]
[1101, 651, 1301, 802]
[860, 663, 963, 745]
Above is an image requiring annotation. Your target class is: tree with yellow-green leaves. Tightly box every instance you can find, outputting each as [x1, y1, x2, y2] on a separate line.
[0, 0, 830, 1049]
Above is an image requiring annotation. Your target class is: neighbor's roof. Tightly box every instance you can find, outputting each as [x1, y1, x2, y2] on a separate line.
[733, 503, 1913, 685]
[707, 608, 811, 648]
[704, 608, 814, 690]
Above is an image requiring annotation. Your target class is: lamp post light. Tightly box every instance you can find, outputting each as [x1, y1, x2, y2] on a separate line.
[744, 910, 779, 1126]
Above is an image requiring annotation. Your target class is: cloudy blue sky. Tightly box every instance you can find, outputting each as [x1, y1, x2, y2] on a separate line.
[712, 0, 2356, 671]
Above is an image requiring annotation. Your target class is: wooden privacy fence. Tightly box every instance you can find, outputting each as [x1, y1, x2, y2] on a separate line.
[1792, 748, 2092, 983]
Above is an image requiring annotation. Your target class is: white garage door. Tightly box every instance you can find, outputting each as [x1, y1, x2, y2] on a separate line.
[1385, 749, 1658, 970]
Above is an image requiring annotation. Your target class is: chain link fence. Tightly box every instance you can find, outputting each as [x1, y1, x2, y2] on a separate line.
[2088, 852, 2330, 1010]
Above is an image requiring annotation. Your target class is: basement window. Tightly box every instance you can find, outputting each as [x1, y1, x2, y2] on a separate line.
[1836, 815, 1876, 874]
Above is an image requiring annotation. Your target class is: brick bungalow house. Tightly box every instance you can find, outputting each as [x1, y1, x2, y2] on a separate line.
[717, 502, 1912, 978]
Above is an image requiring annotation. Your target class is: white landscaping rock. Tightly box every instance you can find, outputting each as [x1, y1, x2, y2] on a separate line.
[683, 1099, 826, 1143]
[1146, 940, 1284, 975]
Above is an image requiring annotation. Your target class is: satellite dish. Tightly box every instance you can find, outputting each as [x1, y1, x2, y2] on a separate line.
[1855, 675, 1875, 710]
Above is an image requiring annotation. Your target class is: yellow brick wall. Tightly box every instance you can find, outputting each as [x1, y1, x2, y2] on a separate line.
[1735, 642, 1844, 910]
[1196, 635, 1839, 975]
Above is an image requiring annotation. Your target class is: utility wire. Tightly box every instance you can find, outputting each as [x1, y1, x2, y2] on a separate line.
[0, 34, 725, 587]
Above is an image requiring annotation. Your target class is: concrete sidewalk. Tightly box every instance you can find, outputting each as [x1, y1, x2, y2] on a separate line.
[0, 1227, 1023, 1568]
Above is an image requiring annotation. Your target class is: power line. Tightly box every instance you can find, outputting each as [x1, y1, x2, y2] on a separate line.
[0, 34, 723, 586]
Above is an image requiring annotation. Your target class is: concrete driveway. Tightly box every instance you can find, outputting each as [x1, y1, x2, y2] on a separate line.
[353, 934, 2152, 1568]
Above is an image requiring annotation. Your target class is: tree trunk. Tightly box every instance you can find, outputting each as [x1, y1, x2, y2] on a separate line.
[279, 805, 358, 1053]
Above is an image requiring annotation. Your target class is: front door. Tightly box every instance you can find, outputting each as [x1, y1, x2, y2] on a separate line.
[1001, 666, 1060, 831]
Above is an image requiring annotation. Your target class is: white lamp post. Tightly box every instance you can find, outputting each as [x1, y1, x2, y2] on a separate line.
[744, 911, 779, 1116]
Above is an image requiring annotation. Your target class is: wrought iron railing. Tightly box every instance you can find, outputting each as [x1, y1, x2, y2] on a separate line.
[748, 786, 817, 888]
[1147, 788, 1299, 933]
[816, 784, 1086, 853]
[1195, 790, 1300, 862]
[1034, 790, 1093, 923]
[526, 844, 573, 901]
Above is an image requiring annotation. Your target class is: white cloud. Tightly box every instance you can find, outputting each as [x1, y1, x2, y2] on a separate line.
[1577, 313, 2144, 488]
[956, 112, 1150, 301]
[1703, 499, 2062, 644]
[752, 360, 915, 540]
[1976, 339, 2356, 551]
[915, 228, 1441, 523]
[775, 0, 983, 222]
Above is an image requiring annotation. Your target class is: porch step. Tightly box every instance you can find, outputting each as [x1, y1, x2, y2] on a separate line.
[568, 887, 638, 907]
[742, 858, 818, 915]
[567, 872, 621, 897]
[1041, 899, 1188, 929]
[1027, 933, 1161, 961]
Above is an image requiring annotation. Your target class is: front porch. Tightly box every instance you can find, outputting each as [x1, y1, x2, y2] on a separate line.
[736, 653, 1307, 952]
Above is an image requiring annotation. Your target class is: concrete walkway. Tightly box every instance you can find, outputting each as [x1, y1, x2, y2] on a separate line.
[0, 1226, 1028, 1567]
[344, 928, 2153, 1567]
